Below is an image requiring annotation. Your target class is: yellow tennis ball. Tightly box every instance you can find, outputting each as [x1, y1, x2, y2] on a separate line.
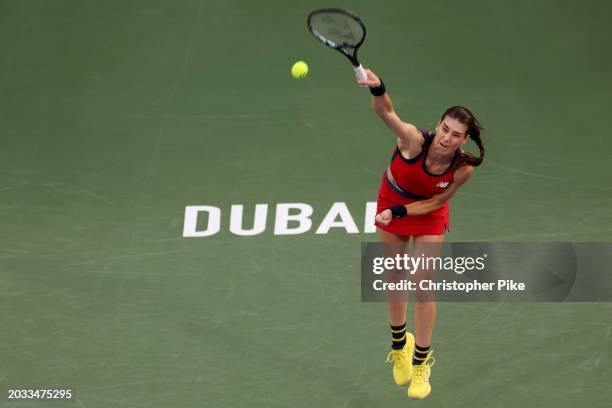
[291, 61, 309, 79]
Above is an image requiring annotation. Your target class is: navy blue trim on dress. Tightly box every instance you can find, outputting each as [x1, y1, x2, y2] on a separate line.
[421, 131, 461, 177]
[385, 171, 428, 201]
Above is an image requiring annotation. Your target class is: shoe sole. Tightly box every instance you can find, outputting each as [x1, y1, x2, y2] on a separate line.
[408, 389, 431, 399]
[408, 393, 431, 399]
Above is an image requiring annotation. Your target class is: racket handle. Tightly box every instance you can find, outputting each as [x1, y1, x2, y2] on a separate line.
[353, 64, 367, 81]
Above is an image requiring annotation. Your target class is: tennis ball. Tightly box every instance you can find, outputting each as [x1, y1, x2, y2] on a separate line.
[291, 61, 309, 79]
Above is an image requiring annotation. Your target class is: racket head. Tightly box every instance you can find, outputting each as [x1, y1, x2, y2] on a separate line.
[307, 8, 366, 65]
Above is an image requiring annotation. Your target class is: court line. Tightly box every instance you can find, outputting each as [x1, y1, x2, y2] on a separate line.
[129, 0, 207, 246]
[243, 318, 347, 333]
[486, 161, 566, 181]
[485, 229, 612, 240]
[63, 248, 190, 268]
[47, 186, 113, 204]
[446, 302, 503, 342]
[593, 325, 611, 368]
[116, 0, 208, 309]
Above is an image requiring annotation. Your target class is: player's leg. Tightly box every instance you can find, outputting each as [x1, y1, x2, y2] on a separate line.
[380, 229, 410, 326]
[380, 229, 415, 386]
[407, 233, 444, 399]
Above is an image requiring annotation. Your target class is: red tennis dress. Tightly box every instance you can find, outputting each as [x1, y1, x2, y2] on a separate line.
[376, 129, 460, 236]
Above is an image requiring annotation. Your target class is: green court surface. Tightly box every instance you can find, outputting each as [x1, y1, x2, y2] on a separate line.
[1, 0, 611, 407]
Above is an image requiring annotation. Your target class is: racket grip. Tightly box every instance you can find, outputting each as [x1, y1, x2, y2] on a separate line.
[353, 64, 367, 81]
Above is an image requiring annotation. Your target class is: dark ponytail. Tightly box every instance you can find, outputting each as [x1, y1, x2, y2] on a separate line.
[441, 106, 485, 169]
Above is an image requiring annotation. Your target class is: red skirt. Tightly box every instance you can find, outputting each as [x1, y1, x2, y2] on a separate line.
[376, 172, 450, 236]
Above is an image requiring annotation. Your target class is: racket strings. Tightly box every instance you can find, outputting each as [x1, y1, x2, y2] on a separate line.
[309, 13, 364, 48]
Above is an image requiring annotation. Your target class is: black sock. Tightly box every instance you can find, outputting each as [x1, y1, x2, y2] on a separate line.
[390, 322, 407, 350]
[413, 344, 430, 365]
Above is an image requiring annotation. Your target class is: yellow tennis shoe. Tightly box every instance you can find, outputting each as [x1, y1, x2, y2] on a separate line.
[385, 332, 415, 386]
[407, 350, 435, 399]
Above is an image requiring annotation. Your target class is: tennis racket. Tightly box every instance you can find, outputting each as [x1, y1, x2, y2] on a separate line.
[307, 8, 368, 81]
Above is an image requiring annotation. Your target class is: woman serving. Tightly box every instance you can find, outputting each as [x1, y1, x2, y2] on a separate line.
[357, 69, 485, 400]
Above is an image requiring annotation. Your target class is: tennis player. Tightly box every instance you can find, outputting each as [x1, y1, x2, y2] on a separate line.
[357, 69, 485, 399]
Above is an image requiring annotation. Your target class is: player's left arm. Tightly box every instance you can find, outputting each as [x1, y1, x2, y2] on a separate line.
[376, 165, 474, 226]
[408, 165, 474, 215]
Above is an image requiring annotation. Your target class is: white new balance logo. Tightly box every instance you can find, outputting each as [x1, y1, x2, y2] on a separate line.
[435, 181, 450, 188]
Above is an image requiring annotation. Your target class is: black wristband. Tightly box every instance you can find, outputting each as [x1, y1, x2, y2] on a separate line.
[388, 205, 407, 218]
[369, 78, 386, 96]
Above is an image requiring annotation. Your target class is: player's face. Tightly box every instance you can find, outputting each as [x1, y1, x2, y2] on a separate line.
[434, 117, 468, 154]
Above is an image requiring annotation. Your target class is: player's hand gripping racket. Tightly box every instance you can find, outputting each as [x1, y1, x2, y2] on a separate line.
[307, 8, 367, 81]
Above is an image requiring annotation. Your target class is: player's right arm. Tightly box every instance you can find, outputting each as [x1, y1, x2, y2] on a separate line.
[357, 69, 422, 149]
